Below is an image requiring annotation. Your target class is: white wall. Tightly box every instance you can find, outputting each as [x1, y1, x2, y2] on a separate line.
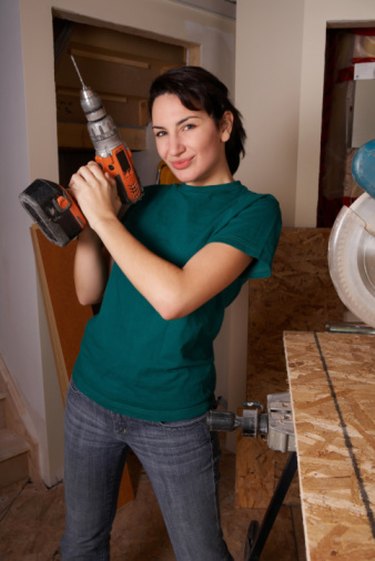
[0, 0, 237, 483]
[0, 0, 62, 484]
[236, 0, 375, 227]
[235, 0, 304, 226]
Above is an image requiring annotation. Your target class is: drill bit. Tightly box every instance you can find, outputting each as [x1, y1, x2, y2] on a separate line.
[70, 54, 86, 88]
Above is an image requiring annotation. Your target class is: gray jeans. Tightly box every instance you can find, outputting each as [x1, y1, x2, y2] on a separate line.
[60, 382, 233, 561]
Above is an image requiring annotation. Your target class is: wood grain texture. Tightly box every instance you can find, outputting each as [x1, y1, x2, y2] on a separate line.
[236, 228, 345, 509]
[284, 330, 375, 561]
[31, 225, 134, 505]
[31, 226, 92, 399]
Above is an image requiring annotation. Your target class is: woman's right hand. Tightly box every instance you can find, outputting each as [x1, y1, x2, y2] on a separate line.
[69, 162, 122, 232]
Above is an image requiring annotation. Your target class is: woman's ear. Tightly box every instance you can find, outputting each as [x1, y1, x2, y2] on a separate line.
[220, 111, 234, 142]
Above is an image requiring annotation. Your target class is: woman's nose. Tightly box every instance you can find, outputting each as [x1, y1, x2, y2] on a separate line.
[168, 134, 185, 156]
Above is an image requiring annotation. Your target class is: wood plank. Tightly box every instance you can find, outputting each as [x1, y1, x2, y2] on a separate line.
[31, 226, 88, 399]
[284, 331, 375, 561]
[31, 225, 134, 505]
[56, 88, 149, 128]
[70, 45, 150, 69]
[57, 122, 146, 151]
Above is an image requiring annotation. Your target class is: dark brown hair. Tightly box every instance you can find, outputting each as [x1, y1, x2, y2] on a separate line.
[148, 66, 246, 175]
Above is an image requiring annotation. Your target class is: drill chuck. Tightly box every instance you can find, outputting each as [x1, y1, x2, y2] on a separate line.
[71, 54, 126, 154]
[79, 85, 121, 156]
[79, 86, 104, 118]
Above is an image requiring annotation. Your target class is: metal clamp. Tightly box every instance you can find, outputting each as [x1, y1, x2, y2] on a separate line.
[207, 391, 295, 453]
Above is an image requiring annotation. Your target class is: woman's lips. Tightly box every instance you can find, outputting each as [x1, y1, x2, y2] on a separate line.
[171, 158, 192, 170]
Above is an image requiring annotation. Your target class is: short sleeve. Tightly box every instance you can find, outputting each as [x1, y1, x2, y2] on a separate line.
[209, 194, 282, 280]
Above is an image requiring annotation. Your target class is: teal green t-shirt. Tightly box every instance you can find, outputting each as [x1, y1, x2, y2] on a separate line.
[73, 181, 282, 421]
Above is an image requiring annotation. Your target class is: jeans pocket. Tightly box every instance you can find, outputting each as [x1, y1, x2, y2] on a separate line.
[67, 380, 97, 413]
[69, 379, 80, 394]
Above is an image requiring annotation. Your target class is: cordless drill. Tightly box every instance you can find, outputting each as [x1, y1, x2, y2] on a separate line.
[19, 55, 143, 247]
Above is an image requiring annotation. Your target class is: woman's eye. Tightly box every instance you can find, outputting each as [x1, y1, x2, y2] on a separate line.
[183, 123, 195, 131]
[155, 130, 167, 138]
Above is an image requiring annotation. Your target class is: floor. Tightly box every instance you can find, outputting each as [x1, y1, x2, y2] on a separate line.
[0, 447, 306, 561]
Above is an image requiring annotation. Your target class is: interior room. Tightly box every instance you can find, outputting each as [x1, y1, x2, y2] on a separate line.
[1, 1, 375, 560]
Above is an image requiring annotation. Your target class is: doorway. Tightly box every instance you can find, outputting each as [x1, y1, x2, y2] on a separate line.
[317, 26, 375, 227]
[53, 16, 189, 188]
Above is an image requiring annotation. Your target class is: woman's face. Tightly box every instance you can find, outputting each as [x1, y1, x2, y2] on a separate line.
[151, 93, 233, 186]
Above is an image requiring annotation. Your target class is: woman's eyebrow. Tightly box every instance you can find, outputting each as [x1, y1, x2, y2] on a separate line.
[176, 116, 200, 126]
[152, 116, 200, 130]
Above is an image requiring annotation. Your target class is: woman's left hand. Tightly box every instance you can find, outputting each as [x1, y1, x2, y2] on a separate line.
[69, 161, 122, 231]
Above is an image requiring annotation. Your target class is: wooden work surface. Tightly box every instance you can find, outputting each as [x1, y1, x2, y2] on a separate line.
[283, 331, 375, 561]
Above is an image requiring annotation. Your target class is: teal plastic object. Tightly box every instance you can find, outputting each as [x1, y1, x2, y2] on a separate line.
[352, 139, 375, 199]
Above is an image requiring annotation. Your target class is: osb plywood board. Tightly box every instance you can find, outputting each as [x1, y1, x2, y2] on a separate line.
[236, 228, 345, 509]
[284, 330, 375, 561]
[235, 436, 301, 509]
[247, 228, 345, 405]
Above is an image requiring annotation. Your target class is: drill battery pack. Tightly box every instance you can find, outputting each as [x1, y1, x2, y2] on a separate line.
[19, 179, 86, 247]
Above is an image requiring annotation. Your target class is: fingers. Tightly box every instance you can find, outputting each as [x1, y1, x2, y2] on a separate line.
[104, 171, 117, 189]
[68, 161, 120, 220]
[69, 161, 104, 188]
[87, 161, 104, 178]
[68, 161, 121, 217]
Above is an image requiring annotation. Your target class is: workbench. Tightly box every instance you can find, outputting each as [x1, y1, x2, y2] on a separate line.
[283, 331, 375, 561]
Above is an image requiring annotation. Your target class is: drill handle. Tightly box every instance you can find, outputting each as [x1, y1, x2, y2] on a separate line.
[96, 145, 143, 205]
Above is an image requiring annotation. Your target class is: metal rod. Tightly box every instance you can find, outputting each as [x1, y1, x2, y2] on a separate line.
[70, 54, 86, 88]
[245, 452, 298, 561]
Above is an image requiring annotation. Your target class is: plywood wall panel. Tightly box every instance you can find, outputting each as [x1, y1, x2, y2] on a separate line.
[236, 228, 346, 509]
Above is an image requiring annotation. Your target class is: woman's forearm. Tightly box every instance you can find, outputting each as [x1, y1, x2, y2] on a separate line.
[93, 215, 251, 320]
[93, 216, 183, 318]
[74, 227, 109, 306]
[69, 163, 251, 318]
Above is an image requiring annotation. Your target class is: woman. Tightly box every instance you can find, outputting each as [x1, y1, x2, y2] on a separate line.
[61, 66, 282, 561]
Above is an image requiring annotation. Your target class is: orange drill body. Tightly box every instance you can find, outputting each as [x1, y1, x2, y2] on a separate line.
[72, 54, 143, 207]
[96, 145, 143, 205]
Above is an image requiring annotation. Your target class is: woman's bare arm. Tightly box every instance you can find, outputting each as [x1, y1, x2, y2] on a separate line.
[70, 162, 252, 318]
[94, 216, 251, 319]
[73, 227, 110, 306]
